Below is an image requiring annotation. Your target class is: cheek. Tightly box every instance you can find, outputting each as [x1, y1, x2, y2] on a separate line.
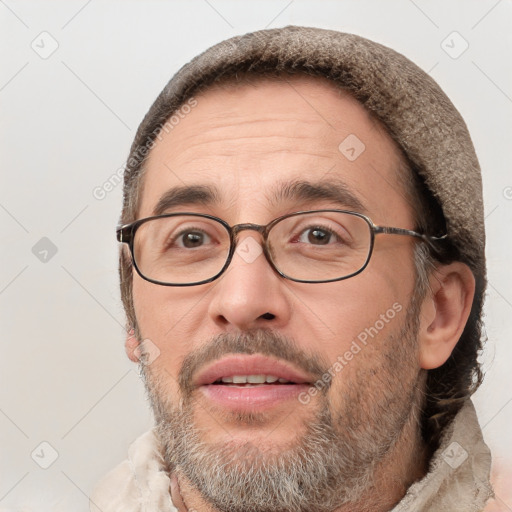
[297, 257, 415, 391]
[303, 266, 412, 345]
[323, 301, 412, 411]
[132, 277, 210, 378]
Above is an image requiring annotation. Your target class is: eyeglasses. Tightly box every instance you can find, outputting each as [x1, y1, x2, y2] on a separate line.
[116, 210, 445, 286]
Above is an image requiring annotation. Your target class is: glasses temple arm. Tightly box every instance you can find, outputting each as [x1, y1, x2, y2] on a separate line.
[116, 226, 133, 244]
[374, 226, 447, 248]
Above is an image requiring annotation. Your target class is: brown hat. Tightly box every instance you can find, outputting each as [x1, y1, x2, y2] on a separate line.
[125, 25, 485, 282]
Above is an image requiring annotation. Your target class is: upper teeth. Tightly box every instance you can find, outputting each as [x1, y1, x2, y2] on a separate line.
[220, 375, 291, 384]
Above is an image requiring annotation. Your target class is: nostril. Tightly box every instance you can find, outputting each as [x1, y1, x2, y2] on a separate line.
[260, 312, 275, 320]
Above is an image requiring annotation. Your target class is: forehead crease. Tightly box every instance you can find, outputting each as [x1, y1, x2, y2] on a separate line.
[169, 119, 333, 154]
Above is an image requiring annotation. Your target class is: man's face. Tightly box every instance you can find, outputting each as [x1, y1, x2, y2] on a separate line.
[132, 76, 426, 511]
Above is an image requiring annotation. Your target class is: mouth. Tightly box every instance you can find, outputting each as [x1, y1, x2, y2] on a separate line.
[195, 354, 315, 411]
[212, 374, 301, 386]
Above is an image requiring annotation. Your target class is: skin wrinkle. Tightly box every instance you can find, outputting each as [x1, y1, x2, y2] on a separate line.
[164, 114, 336, 151]
[129, 76, 441, 511]
[168, 143, 341, 160]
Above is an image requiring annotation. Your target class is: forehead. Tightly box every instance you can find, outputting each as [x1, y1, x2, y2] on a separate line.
[138, 75, 413, 225]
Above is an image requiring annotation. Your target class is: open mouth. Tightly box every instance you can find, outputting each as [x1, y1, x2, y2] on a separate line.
[212, 375, 301, 386]
[194, 354, 315, 403]
[196, 356, 314, 410]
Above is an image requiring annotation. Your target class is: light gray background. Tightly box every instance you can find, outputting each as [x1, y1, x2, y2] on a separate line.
[1, 0, 511, 510]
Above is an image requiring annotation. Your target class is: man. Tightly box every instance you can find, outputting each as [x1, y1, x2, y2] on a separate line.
[91, 26, 494, 511]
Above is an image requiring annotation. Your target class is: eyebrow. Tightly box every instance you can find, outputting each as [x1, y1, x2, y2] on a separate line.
[270, 179, 366, 212]
[152, 185, 221, 216]
[152, 178, 366, 216]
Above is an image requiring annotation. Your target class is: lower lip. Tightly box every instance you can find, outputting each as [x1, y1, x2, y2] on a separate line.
[200, 383, 311, 411]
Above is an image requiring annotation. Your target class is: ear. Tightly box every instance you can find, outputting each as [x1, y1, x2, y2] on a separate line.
[418, 262, 475, 370]
[125, 327, 141, 363]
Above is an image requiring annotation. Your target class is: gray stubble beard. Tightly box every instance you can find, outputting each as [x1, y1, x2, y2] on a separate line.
[141, 303, 424, 512]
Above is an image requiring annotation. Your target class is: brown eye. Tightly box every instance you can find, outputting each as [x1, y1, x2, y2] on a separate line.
[308, 228, 330, 244]
[299, 227, 335, 245]
[178, 230, 210, 248]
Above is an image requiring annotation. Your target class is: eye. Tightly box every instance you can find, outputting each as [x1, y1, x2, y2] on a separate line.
[175, 229, 212, 248]
[297, 226, 338, 245]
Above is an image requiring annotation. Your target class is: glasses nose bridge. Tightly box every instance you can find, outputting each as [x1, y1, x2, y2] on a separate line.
[227, 222, 276, 276]
[229, 223, 271, 261]
[231, 222, 268, 240]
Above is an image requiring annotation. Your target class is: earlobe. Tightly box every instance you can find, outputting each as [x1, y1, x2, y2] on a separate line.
[418, 262, 475, 370]
[125, 327, 141, 363]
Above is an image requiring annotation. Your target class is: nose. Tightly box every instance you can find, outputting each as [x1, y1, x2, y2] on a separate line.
[207, 233, 292, 332]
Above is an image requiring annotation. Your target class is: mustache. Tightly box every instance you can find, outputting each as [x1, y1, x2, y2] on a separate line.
[178, 329, 330, 397]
